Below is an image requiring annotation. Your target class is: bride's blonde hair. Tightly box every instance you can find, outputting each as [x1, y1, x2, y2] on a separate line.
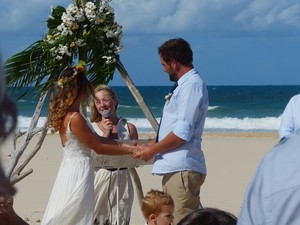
[47, 66, 94, 133]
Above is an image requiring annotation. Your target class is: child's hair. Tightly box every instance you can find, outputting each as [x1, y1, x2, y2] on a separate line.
[90, 84, 118, 123]
[47, 66, 93, 133]
[141, 189, 174, 219]
[177, 208, 237, 225]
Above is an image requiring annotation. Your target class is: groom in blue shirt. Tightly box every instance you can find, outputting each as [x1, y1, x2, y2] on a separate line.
[134, 38, 209, 225]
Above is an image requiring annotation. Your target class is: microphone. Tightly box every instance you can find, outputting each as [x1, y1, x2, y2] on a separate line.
[103, 109, 110, 119]
[103, 109, 113, 138]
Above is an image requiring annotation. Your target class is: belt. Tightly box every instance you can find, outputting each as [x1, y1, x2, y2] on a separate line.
[106, 168, 127, 171]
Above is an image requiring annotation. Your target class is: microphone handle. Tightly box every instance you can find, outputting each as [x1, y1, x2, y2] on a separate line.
[104, 117, 113, 139]
[109, 129, 113, 139]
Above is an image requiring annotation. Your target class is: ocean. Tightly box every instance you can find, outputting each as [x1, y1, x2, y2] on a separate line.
[10, 85, 300, 134]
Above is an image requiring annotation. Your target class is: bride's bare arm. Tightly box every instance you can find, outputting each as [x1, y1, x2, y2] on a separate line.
[69, 113, 136, 155]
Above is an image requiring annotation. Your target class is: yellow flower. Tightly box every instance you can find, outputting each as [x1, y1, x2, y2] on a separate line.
[70, 23, 77, 31]
[75, 65, 85, 72]
[57, 77, 67, 87]
[60, 77, 67, 83]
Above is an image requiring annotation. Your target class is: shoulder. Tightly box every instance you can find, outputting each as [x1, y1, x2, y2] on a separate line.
[127, 122, 137, 130]
[124, 120, 138, 139]
[284, 94, 300, 110]
[65, 112, 86, 130]
[180, 71, 206, 91]
[118, 118, 137, 131]
[289, 94, 300, 103]
[179, 76, 208, 101]
[67, 112, 84, 122]
[259, 134, 300, 174]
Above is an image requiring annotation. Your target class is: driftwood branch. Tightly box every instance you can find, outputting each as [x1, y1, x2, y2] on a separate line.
[10, 169, 33, 185]
[6, 91, 48, 183]
[116, 59, 159, 210]
[117, 59, 159, 132]
[129, 168, 144, 209]
[11, 123, 49, 184]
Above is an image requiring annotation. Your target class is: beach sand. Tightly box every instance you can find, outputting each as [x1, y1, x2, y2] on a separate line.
[1, 132, 279, 224]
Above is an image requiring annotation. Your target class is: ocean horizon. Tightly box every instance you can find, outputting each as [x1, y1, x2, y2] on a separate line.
[11, 85, 300, 134]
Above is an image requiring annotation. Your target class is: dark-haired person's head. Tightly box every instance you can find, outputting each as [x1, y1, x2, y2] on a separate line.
[177, 208, 237, 225]
[158, 38, 193, 67]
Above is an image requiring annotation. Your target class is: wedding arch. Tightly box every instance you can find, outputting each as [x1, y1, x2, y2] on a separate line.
[4, 0, 158, 205]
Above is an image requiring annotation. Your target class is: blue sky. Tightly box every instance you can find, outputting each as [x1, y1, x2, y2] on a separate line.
[1, 0, 300, 86]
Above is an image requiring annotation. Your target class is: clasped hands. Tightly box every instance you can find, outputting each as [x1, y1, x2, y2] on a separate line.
[132, 142, 153, 162]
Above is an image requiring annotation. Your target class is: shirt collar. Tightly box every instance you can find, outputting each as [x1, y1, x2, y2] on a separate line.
[177, 68, 197, 87]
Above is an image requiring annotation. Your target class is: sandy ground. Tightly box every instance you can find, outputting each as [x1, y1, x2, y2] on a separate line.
[1, 132, 279, 224]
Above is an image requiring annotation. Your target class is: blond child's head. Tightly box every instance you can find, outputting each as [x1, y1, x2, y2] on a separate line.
[142, 189, 174, 225]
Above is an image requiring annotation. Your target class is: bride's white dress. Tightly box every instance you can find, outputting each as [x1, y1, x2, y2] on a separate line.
[42, 114, 95, 225]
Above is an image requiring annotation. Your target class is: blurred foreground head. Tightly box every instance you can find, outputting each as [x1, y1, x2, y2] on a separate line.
[177, 208, 237, 225]
[0, 62, 18, 143]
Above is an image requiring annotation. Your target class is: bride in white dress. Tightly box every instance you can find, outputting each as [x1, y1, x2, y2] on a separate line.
[41, 66, 138, 225]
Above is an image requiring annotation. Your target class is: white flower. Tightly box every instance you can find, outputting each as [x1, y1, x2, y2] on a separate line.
[75, 9, 85, 22]
[61, 12, 75, 25]
[66, 4, 78, 14]
[102, 55, 116, 64]
[58, 45, 71, 56]
[165, 92, 173, 101]
[106, 30, 115, 38]
[75, 39, 86, 47]
[61, 28, 70, 36]
[57, 24, 64, 32]
[46, 35, 55, 44]
[56, 55, 63, 60]
[85, 2, 96, 11]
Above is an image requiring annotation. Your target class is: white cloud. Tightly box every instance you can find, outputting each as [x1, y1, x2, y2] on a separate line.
[0, 0, 68, 33]
[112, 0, 300, 35]
[234, 0, 300, 31]
[278, 3, 300, 28]
[1, 0, 299, 38]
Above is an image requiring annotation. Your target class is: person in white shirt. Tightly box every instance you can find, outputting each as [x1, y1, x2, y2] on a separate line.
[238, 132, 300, 225]
[133, 38, 208, 225]
[279, 94, 300, 140]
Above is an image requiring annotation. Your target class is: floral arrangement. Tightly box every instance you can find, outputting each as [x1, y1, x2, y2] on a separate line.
[4, 0, 123, 96]
[44, 0, 123, 66]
